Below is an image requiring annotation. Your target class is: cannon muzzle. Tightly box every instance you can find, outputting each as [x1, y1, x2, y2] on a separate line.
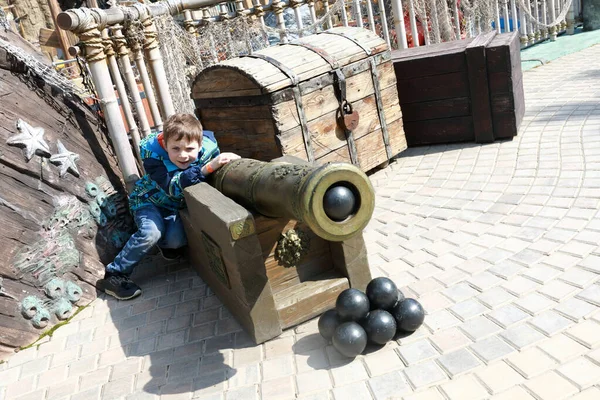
[209, 159, 375, 242]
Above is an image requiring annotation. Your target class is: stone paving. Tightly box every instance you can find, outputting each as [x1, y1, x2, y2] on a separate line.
[2, 44, 600, 400]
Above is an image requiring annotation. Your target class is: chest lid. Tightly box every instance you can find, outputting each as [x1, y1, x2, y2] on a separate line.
[191, 27, 388, 100]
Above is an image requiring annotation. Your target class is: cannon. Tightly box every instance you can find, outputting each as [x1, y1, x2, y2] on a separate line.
[181, 157, 375, 344]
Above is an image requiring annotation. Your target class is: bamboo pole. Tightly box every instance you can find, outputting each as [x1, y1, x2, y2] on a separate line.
[112, 24, 152, 139]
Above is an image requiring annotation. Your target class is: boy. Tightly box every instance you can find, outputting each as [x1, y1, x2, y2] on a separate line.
[98, 113, 240, 300]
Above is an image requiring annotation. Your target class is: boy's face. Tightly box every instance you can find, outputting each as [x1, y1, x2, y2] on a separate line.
[166, 137, 201, 169]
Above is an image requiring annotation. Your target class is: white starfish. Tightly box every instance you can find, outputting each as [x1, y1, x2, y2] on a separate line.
[6, 119, 51, 161]
[50, 140, 80, 178]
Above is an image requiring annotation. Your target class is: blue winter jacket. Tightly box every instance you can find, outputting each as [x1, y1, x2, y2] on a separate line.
[128, 130, 220, 213]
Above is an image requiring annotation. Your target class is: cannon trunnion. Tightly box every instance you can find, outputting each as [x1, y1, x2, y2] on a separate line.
[182, 158, 374, 344]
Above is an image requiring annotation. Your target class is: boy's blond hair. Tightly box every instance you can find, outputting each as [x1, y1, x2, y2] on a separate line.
[163, 114, 203, 145]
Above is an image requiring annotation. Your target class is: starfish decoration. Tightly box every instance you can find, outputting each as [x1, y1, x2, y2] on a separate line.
[50, 140, 80, 178]
[6, 119, 51, 162]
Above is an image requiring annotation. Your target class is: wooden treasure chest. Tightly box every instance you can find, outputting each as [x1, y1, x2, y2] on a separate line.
[392, 31, 525, 146]
[191, 26, 407, 173]
[182, 157, 374, 344]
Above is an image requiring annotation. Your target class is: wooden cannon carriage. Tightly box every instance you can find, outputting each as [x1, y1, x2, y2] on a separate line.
[192, 26, 407, 173]
[182, 157, 374, 344]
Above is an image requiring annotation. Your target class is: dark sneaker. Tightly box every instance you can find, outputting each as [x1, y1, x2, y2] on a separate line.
[158, 246, 185, 261]
[98, 271, 142, 300]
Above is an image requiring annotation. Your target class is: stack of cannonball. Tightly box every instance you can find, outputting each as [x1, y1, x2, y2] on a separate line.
[318, 277, 425, 358]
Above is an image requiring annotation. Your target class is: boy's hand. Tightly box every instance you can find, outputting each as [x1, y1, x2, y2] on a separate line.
[204, 153, 241, 175]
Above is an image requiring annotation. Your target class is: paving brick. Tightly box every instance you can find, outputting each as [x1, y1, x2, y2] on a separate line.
[501, 276, 541, 297]
[402, 387, 445, 400]
[554, 297, 598, 321]
[469, 335, 515, 364]
[489, 386, 536, 400]
[397, 339, 440, 365]
[476, 287, 516, 309]
[578, 254, 600, 274]
[428, 327, 472, 354]
[260, 355, 294, 382]
[514, 292, 557, 315]
[568, 380, 598, 400]
[436, 348, 482, 377]
[13, 389, 48, 400]
[459, 316, 503, 341]
[80, 367, 111, 392]
[403, 360, 448, 388]
[417, 291, 453, 313]
[467, 271, 503, 291]
[528, 310, 574, 335]
[539, 279, 580, 302]
[46, 379, 78, 400]
[576, 283, 600, 305]
[556, 356, 600, 390]
[70, 387, 101, 400]
[331, 381, 373, 400]
[475, 361, 524, 394]
[224, 385, 259, 400]
[538, 334, 588, 363]
[499, 323, 546, 350]
[439, 374, 489, 400]
[423, 309, 461, 332]
[192, 371, 227, 397]
[362, 349, 404, 377]
[488, 304, 530, 328]
[367, 371, 412, 399]
[295, 370, 332, 396]
[433, 268, 469, 287]
[226, 363, 260, 389]
[260, 376, 296, 400]
[522, 264, 562, 284]
[448, 299, 489, 321]
[523, 370, 578, 400]
[294, 348, 329, 373]
[565, 320, 600, 348]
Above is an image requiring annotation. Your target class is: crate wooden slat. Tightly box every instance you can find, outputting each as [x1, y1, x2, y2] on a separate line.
[392, 31, 524, 146]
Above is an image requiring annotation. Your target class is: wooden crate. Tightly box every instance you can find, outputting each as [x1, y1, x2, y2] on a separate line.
[392, 31, 524, 146]
[191, 27, 407, 173]
[182, 183, 372, 344]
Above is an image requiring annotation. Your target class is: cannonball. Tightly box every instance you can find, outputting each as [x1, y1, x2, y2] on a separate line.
[332, 321, 368, 358]
[391, 298, 425, 332]
[397, 289, 405, 303]
[336, 288, 370, 322]
[323, 185, 356, 222]
[318, 309, 342, 341]
[361, 310, 397, 345]
[366, 277, 399, 310]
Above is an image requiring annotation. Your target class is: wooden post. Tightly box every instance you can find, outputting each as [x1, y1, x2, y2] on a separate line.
[47, 0, 72, 60]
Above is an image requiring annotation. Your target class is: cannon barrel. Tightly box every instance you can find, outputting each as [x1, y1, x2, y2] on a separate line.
[209, 159, 375, 242]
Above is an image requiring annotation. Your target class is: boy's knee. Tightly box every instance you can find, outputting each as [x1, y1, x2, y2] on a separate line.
[141, 225, 162, 246]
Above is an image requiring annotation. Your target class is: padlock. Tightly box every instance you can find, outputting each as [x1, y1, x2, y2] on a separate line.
[338, 102, 360, 132]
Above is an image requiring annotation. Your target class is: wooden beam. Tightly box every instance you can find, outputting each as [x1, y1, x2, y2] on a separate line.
[47, 0, 72, 61]
[465, 30, 497, 144]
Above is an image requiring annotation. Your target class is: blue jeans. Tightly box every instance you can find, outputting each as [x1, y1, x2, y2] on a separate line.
[106, 204, 187, 275]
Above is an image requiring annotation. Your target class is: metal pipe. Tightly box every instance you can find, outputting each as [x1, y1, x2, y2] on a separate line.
[391, 0, 408, 48]
[70, 9, 139, 190]
[111, 25, 152, 138]
[549, 0, 557, 39]
[103, 28, 143, 167]
[353, 0, 363, 27]
[365, 0, 376, 33]
[378, 0, 392, 47]
[452, 0, 460, 39]
[127, 23, 163, 131]
[408, 0, 419, 46]
[341, 0, 349, 26]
